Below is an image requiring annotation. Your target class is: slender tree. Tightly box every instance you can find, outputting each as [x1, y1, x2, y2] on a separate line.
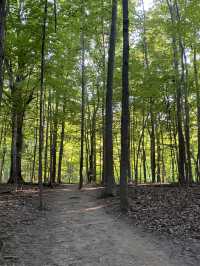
[38, 0, 48, 208]
[120, 0, 129, 212]
[104, 0, 117, 196]
[50, 99, 58, 185]
[141, 0, 156, 183]
[0, 0, 6, 104]
[57, 105, 65, 184]
[193, 46, 200, 181]
[79, 0, 85, 189]
[167, 0, 186, 184]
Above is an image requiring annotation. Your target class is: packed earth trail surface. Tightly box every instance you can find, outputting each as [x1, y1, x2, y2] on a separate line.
[0, 185, 197, 266]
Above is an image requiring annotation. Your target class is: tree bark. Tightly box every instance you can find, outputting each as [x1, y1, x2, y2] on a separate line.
[0, 0, 6, 103]
[193, 46, 200, 181]
[120, 0, 129, 212]
[104, 0, 117, 195]
[57, 110, 65, 184]
[156, 124, 161, 183]
[50, 102, 58, 185]
[0, 120, 7, 183]
[150, 110, 156, 182]
[44, 92, 50, 183]
[31, 126, 38, 183]
[141, 0, 156, 183]
[79, 0, 85, 190]
[38, 0, 48, 208]
[8, 109, 24, 184]
[166, 0, 186, 184]
[101, 0, 106, 184]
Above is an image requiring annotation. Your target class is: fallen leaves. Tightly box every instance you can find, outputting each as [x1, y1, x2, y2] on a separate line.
[127, 184, 200, 240]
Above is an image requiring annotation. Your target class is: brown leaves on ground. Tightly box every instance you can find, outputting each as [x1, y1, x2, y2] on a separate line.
[127, 184, 200, 258]
[128, 185, 200, 238]
[0, 185, 43, 264]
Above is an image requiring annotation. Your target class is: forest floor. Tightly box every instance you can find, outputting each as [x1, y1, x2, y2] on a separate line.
[0, 184, 199, 266]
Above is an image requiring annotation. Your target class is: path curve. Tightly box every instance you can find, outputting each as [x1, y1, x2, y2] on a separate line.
[0, 185, 193, 265]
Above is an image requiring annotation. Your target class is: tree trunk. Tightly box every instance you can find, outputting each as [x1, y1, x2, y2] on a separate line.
[0, 126, 6, 183]
[79, 0, 85, 189]
[161, 129, 166, 183]
[142, 144, 147, 183]
[8, 110, 24, 184]
[50, 102, 58, 185]
[31, 126, 38, 183]
[0, 0, 6, 103]
[89, 112, 95, 183]
[101, 0, 106, 185]
[85, 123, 90, 183]
[193, 46, 200, 182]
[44, 92, 50, 183]
[57, 115, 65, 184]
[120, 0, 129, 212]
[166, 0, 186, 184]
[141, 0, 156, 183]
[0, 146, 6, 183]
[156, 125, 161, 183]
[38, 0, 48, 208]
[104, 0, 117, 195]
[174, 0, 192, 184]
[150, 109, 156, 183]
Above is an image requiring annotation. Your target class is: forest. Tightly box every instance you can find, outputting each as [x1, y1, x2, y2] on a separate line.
[1, 0, 200, 265]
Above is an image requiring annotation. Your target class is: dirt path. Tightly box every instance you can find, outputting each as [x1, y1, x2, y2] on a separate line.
[0, 185, 196, 265]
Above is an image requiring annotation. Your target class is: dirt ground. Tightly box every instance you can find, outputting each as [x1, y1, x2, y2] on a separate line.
[0, 184, 199, 266]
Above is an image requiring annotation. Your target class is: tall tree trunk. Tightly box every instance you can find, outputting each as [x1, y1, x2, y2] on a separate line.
[38, 0, 48, 208]
[101, 0, 106, 185]
[57, 109, 65, 184]
[79, 1, 85, 189]
[6, 76, 34, 185]
[8, 106, 24, 184]
[49, 112, 53, 181]
[150, 110, 156, 182]
[0, 146, 6, 183]
[50, 102, 58, 185]
[0, 0, 6, 104]
[174, 46, 186, 184]
[156, 124, 161, 183]
[127, 126, 131, 182]
[85, 122, 89, 183]
[31, 126, 38, 183]
[50, 124, 57, 184]
[104, 0, 117, 195]
[31, 91, 39, 183]
[142, 109, 147, 183]
[0, 119, 7, 183]
[135, 115, 148, 183]
[174, 0, 192, 184]
[120, 0, 129, 212]
[142, 142, 147, 183]
[160, 128, 166, 183]
[141, 0, 156, 183]
[89, 97, 99, 183]
[166, 0, 186, 184]
[89, 110, 95, 182]
[129, 105, 133, 182]
[193, 46, 200, 182]
[44, 92, 50, 183]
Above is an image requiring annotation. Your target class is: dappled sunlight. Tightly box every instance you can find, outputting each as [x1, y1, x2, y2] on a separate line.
[59, 188, 73, 192]
[50, 187, 74, 192]
[82, 186, 104, 191]
[64, 204, 109, 215]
